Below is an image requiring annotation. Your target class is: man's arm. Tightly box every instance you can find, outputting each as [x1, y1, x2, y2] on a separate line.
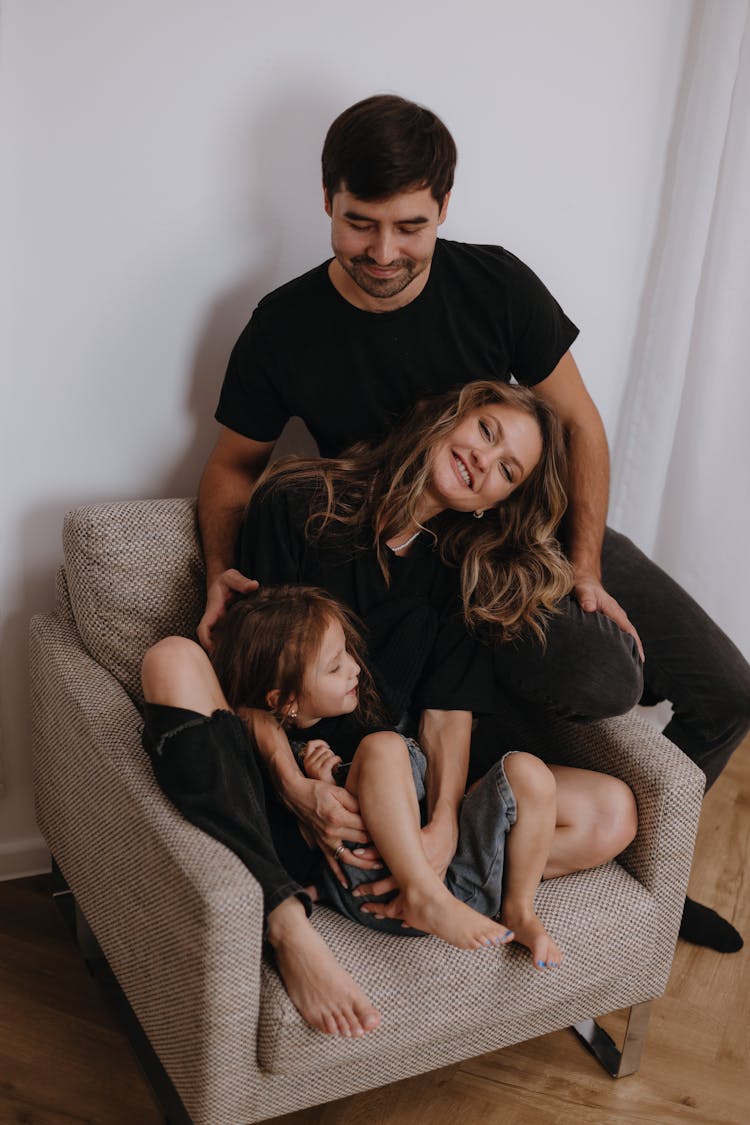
[196, 426, 275, 650]
[532, 351, 643, 658]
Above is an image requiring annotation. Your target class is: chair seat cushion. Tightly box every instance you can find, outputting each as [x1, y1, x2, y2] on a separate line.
[257, 860, 657, 1075]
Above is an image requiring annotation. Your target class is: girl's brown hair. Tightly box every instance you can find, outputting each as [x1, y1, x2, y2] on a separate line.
[259, 381, 573, 643]
[211, 585, 382, 726]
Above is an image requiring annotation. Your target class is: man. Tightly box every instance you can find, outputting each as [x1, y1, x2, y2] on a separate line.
[197, 94, 750, 952]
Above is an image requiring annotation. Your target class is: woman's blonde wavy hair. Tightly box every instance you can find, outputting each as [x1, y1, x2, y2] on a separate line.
[259, 380, 573, 643]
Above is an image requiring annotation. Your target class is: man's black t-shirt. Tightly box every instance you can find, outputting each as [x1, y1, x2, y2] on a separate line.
[216, 239, 579, 456]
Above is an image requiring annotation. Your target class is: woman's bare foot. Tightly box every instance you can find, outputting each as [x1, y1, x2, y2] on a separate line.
[266, 897, 381, 1036]
[401, 883, 514, 950]
[501, 906, 562, 970]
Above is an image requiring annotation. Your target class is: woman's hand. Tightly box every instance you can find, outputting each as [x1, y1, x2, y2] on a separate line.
[284, 776, 382, 884]
[356, 814, 458, 919]
[419, 815, 458, 882]
[246, 708, 381, 883]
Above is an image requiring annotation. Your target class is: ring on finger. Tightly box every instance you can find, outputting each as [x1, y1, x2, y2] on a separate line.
[333, 843, 345, 861]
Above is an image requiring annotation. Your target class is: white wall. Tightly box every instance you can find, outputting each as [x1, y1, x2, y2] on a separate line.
[0, 0, 691, 876]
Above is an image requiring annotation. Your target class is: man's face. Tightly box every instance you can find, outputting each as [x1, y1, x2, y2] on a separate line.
[324, 184, 450, 310]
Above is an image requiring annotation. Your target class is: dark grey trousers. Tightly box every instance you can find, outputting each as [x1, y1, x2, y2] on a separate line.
[488, 527, 750, 791]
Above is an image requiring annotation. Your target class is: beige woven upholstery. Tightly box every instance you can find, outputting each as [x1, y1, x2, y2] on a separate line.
[30, 498, 706, 1125]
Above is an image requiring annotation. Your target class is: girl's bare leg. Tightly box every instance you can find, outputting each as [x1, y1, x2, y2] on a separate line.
[141, 637, 380, 1036]
[499, 756, 638, 970]
[498, 752, 563, 970]
[347, 733, 512, 950]
[141, 635, 228, 714]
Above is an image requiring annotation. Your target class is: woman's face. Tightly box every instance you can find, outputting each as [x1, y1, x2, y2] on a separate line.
[423, 403, 543, 518]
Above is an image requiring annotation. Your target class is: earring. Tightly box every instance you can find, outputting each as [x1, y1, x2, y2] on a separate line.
[288, 705, 298, 720]
[473, 509, 484, 520]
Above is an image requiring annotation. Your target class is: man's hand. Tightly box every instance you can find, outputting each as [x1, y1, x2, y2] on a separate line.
[197, 569, 259, 653]
[573, 573, 644, 661]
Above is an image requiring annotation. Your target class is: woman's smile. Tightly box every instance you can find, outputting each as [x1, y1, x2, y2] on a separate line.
[452, 452, 473, 489]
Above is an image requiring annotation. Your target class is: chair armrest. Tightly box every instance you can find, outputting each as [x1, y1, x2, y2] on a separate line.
[29, 609, 266, 1115]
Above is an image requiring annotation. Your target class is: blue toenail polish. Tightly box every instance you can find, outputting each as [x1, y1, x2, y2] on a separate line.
[537, 960, 546, 967]
[505, 930, 513, 938]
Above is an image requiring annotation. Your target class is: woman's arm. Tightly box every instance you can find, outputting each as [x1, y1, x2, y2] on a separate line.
[244, 709, 372, 868]
[418, 709, 473, 879]
[354, 709, 473, 918]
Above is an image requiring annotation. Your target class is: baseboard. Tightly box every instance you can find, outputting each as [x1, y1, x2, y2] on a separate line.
[0, 835, 51, 881]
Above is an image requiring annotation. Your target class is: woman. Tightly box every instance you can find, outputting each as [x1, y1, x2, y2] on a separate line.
[236, 380, 574, 878]
[141, 380, 636, 1033]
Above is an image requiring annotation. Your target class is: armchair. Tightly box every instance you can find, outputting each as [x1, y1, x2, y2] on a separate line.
[29, 498, 705, 1125]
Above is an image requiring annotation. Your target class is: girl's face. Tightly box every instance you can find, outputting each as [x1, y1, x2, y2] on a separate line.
[421, 403, 543, 520]
[294, 618, 361, 727]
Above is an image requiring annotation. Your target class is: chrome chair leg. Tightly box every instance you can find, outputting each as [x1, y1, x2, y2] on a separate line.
[571, 1000, 652, 1078]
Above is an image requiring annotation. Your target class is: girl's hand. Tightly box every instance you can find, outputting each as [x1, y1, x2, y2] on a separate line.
[299, 739, 342, 784]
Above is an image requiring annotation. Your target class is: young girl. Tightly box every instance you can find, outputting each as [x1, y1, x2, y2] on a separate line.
[212, 583, 638, 968]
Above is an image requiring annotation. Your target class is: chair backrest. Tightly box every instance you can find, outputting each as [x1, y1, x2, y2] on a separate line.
[62, 498, 204, 704]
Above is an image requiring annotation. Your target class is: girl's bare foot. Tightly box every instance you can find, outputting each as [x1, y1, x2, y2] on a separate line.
[401, 883, 514, 950]
[501, 907, 562, 970]
[267, 898, 381, 1036]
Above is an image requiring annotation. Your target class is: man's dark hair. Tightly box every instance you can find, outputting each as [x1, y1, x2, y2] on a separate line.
[322, 94, 457, 206]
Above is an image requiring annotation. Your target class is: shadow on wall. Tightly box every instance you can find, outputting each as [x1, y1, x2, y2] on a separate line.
[7, 86, 344, 829]
[158, 84, 340, 498]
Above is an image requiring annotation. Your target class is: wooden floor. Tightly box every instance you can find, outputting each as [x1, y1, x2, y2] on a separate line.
[1, 736, 747, 1125]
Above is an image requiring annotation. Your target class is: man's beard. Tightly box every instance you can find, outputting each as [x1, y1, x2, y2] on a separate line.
[341, 255, 426, 300]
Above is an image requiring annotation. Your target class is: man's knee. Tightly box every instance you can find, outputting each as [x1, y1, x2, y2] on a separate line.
[564, 635, 644, 720]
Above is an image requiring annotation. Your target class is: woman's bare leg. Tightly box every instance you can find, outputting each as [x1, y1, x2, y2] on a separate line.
[266, 898, 380, 1037]
[141, 637, 380, 1036]
[141, 635, 229, 714]
[543, 765, 638, 879]
[347, 733, 512, 950]
[498, 752, 563, 969]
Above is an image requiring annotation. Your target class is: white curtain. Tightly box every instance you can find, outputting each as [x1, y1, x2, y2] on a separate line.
[611, 0, 750, 660]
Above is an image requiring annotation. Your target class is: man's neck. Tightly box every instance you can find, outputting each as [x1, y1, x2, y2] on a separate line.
[327, 258, 434, 313]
